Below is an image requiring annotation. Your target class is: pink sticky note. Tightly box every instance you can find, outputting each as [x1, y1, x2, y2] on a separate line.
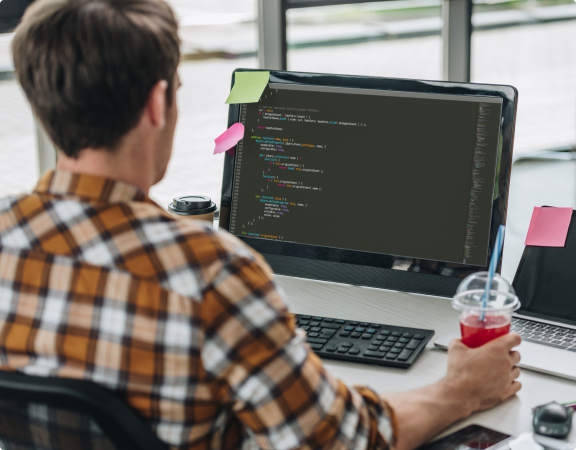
[214, 123, 245, 155]
[525, 207, 573, 247]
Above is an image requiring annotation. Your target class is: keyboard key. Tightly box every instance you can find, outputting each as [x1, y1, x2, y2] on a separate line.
[340, 332, 350, 337]
[299, 320, 310, 326]
[367, 329, 377, 334]
[356, 327, 366, 332]
[349, 322, 358, 326]
[391, 332, 402, 337]
[413, 334, 425, 340]
[406, 339, 420, 350]
[361, 334, 372, 340]
[380, 346, 391, 352]
[363, 351, 384, 358]
[399, 338, 410, 343]
[341, 342, 353, 348]
[310, 343, 323, 350]
[306, 337, 328, 344]
[373, 340, 384, 345]
[379, 330, 391, 336]
[300, 326, 310, 331]
[325, 346, 337, 352]
[390, 348, 401, 354]
[310, 321, 321, 326]
[324, 319, 334, 323]
[308, 332, 319, 338]
[371, 325, 381, 329]
[313, 317, 323, 321]
[301, 316, 311, 320]
[402, 333, 413, 338]
[337, 347, 349, 354]
[321, 323, 341, 330]
[385, 353, 398, 360]
[319, 329, 336, 339]
[351, 333, 361, 338]
[335, 320, 346, 324]
[398, 350, 414, 361]
[387, 337, 398, 342]
[360, 323, 369, 327]
[348, 349, 360, 355]
[394, 342, 406, 348]
[377, 348, 387, 353]
[345, 326, 355, 331]
[368, 345, 379, 351]
[311, 327, 321, 332]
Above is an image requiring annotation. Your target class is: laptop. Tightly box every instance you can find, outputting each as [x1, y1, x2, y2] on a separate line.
[435, 217, 576, 381]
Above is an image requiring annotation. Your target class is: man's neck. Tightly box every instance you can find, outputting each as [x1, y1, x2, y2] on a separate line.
[56, 137, 156, 194]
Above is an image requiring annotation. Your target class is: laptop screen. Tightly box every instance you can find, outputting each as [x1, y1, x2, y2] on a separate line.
[514, 217, 576, 326]
[228, 83, 503, 267]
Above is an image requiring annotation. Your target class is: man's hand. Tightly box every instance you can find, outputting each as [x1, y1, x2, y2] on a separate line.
[384, 333, 522, 450]
[444, 333, 522, 415]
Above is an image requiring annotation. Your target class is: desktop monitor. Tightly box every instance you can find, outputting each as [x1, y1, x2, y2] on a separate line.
[219, 70, 518, 298]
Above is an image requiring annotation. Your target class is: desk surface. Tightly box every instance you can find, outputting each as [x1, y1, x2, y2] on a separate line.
[276, 275, 576, 444]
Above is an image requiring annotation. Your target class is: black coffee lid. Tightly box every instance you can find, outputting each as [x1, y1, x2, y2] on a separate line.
[168, 195, 217, 216]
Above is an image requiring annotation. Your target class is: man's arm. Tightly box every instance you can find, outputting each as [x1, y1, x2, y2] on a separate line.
[384, 335, 522, 450]
[202, 253, 397, 449]
[202, 246, 521, 449]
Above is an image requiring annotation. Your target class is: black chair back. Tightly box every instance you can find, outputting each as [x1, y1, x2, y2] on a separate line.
[0, 370, 168, 450]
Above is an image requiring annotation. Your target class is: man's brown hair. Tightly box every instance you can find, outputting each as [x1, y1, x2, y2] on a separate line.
[12, 0, 181, 158]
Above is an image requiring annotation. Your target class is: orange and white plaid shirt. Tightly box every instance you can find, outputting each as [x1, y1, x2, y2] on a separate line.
[0, 170, 397, 450]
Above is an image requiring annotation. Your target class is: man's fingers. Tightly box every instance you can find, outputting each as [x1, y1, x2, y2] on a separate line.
[501, 332, 522, 349]
[509, 351, 521, 365]
[505, 380, 522, 398]
[511, 366, 521, 380]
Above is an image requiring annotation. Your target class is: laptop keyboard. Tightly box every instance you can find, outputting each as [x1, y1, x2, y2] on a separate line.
[511, 318, 576, 350]
[296, 314, 435, 368]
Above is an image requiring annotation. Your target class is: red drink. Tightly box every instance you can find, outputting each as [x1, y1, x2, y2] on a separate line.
[460, 314, 510, 348]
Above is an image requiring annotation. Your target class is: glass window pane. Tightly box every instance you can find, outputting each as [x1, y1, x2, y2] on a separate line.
[472, 0, 576, 155]
[288, 1, 442, 80]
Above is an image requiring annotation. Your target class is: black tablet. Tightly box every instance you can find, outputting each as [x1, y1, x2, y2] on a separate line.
[220, 69, 518, 297]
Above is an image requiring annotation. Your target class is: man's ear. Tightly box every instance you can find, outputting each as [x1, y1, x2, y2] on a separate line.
[146, 80, 169, 129]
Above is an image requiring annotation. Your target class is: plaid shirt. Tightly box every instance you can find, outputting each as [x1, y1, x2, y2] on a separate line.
[0, 170, 397, 450]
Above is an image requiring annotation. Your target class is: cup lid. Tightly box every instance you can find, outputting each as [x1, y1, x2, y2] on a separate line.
[172, 196, 212, 211]
[452, 289, 520, 313]
[168, 195, 217, 216]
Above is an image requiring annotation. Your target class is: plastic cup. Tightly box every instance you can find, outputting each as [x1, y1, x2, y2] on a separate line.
[452, 273, 520, 348]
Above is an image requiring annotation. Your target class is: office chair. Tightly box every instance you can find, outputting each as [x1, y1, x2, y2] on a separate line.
[0, 370, 168, 450]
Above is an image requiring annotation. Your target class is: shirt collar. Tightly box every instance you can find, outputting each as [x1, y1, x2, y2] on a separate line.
[34, 170, 151, 204]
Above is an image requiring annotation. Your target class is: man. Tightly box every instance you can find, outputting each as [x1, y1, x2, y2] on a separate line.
[0, 0, 521, 448]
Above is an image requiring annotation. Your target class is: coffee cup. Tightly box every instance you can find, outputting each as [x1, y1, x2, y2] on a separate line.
[168, 195, 217, 223]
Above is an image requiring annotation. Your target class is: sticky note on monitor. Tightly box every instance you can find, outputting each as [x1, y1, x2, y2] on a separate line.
[214, 123, 245, 155]
[225, 71, 270, 104]
[525, 206, 573, 247]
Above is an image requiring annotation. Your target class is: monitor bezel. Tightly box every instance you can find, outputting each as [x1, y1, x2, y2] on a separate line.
[219, 69, 518, 297]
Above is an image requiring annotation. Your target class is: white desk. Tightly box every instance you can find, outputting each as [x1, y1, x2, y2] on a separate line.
[276, 275, 576, 444]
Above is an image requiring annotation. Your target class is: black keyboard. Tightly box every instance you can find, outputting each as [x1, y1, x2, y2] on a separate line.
[511, 318, 576, 350]
[296, 314, 435, 368]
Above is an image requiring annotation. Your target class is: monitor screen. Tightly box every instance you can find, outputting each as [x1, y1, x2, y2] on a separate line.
[228, 83, 503, 267]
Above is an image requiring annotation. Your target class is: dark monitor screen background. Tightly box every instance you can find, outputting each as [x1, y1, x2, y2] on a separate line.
[229, 84, 503, 267]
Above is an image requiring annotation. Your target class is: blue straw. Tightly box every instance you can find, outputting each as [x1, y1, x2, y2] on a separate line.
[481, 225, 506, 321]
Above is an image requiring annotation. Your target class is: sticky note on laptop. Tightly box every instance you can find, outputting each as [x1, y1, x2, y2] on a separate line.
[226, 71, 270, 104]
[525, 206, 573, 247]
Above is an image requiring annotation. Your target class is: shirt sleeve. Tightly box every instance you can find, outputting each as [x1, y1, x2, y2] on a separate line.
[200, 252, 398, 450]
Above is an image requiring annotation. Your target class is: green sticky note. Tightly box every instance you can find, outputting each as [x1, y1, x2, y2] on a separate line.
[226, 71, 270, 104]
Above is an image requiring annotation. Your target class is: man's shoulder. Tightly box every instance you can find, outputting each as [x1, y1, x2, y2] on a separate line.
[0, 191, 264, 299]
